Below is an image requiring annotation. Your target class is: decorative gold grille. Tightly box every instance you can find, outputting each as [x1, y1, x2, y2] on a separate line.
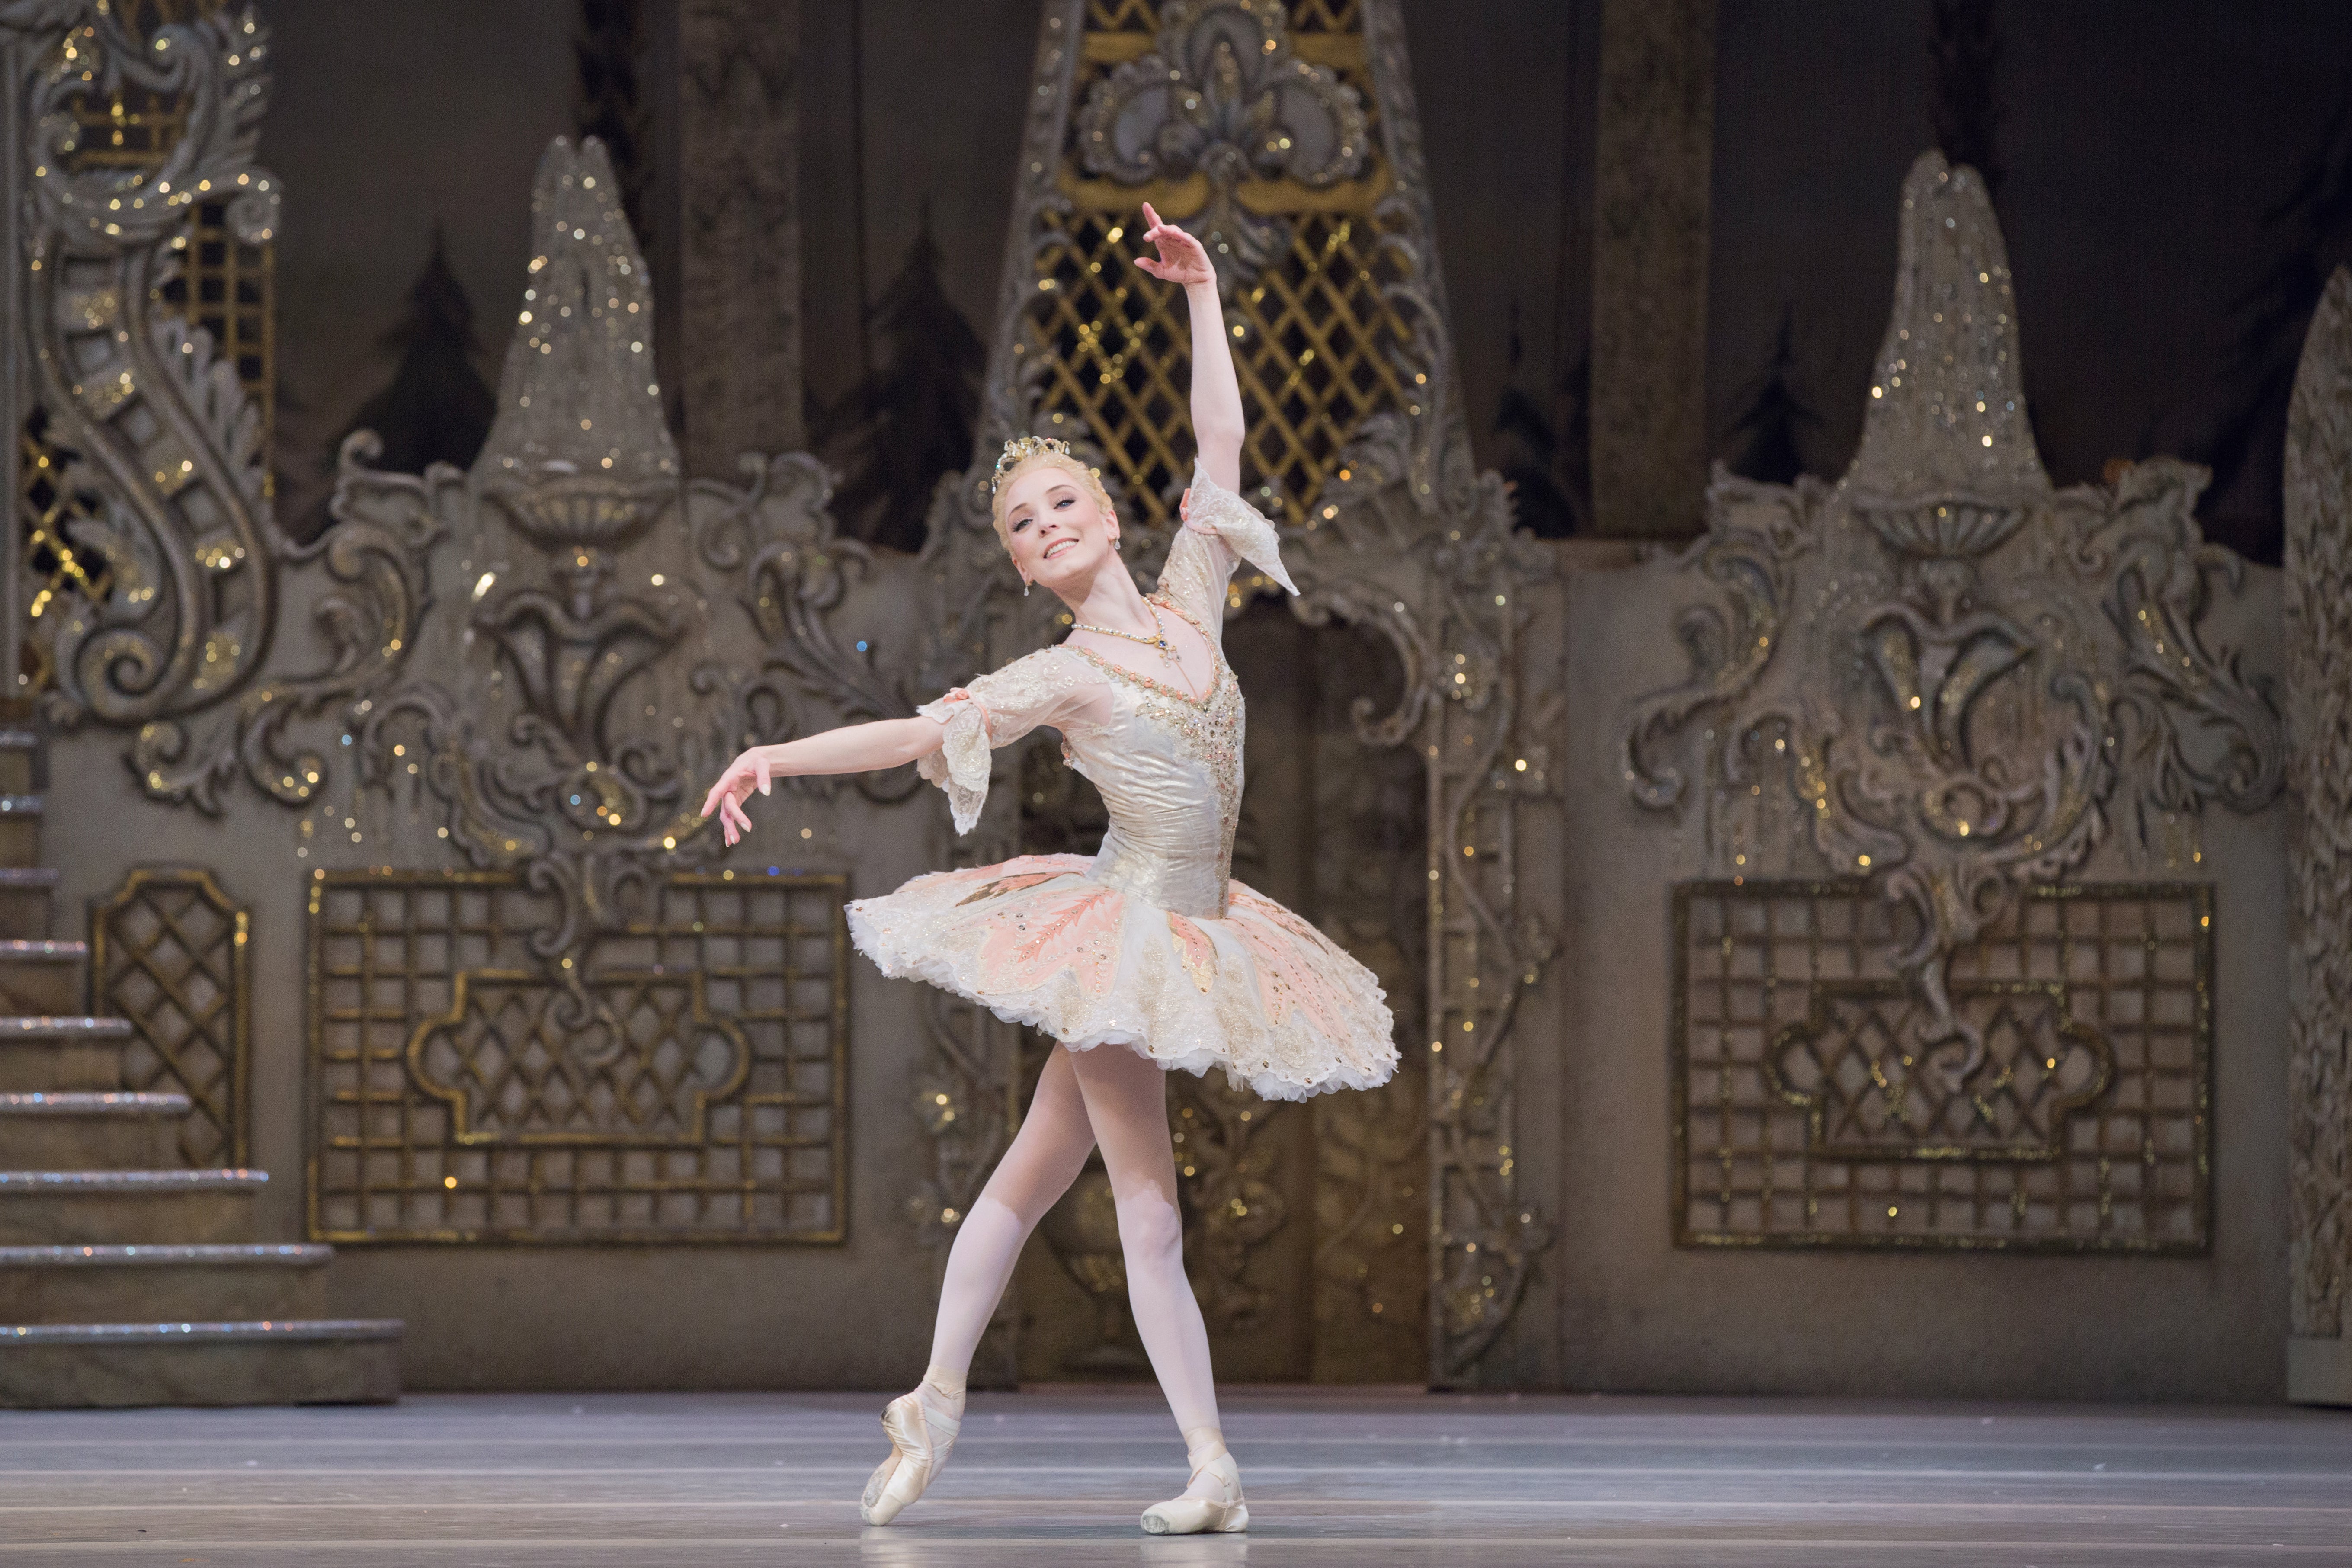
[176, 201, 273, 411]
[90, 868, 250, 1167]
[1673, 881, 2212, 1252]
[308, 870, 849, 1244]
[19, 420, 113, 694]
[1033, 3, 1404, 530]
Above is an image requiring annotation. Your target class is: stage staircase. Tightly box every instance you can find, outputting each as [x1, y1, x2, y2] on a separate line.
[0, 707, 401, 1406]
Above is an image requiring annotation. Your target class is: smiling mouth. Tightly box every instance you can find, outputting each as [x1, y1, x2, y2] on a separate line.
[1043, 540, 1076, 560]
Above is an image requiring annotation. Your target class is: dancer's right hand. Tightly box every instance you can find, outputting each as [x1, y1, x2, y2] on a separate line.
[700, 748, 773, 846]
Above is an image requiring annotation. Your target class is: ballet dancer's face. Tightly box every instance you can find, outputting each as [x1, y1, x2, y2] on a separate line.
[999, 461, 1118, 594]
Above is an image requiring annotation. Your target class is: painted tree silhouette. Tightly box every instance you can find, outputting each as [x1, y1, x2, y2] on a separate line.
[1929, 0, 2003, 200]
[811, 208, 986, 553]
[338, 232, 497, 479]
[1493, 298, 1590, 538]
[1720, 307, 1820, 487]
[575, 0, 650, 246]
[2182, 98, 2352, 564]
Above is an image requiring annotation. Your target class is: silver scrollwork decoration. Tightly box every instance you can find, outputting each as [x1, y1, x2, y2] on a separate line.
[1077, 0, 1367, 281]
[8, 3, 431, 812]
[1625, 153, 2285, 1084]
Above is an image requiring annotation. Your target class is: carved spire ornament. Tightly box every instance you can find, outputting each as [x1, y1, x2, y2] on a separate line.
[356, 136, 715, 968]
[474, 138, 678, 550]
[1627, 152, 2284, 1093]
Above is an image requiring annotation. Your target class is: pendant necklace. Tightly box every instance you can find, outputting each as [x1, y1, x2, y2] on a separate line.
[1071, 600, 1178, 668]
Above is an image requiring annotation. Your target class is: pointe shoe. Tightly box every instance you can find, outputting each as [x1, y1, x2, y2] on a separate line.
[1140, 1437, 1248, 1535]
[859, 1384, 962, 1526]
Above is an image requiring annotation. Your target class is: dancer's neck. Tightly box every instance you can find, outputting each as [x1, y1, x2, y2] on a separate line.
[1056, 559, 1156, 638]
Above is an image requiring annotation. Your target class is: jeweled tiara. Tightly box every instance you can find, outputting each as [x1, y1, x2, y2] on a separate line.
[990, 434, 1072, 494]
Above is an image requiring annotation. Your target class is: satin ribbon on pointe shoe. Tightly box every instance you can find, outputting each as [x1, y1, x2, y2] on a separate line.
[1140, 1426, 1248, 1535]
[860, 1369, 964, 1526]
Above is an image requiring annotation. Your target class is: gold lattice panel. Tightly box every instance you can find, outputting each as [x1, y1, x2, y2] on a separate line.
[308, 871, 849, 1244]
[173, 200, 273, 409]
[1673, 881, 2212, 1252]
[91, 869, 250, 1168]
[1034, 2, 1409, 530]
[19, 420, 112, 691]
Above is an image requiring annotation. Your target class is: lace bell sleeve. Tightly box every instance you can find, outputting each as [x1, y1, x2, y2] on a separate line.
[915, 648, 1105, 834]
[1154, 462, 1298, 636]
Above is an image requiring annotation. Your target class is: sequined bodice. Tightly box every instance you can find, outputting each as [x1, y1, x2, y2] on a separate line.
[1062, 606, 1245, 918]
[910, 462, 1294, 921]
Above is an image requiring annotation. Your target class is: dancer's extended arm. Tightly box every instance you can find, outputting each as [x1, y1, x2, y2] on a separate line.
[1136, 202, 1242, 492]
[699, 717, 941, 843]
[701, 648, 1105, 844]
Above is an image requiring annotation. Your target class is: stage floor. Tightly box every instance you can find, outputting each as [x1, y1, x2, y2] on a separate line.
[3, 1388, 2349, 1566]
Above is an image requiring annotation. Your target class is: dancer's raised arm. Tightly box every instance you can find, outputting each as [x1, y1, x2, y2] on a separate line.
[1136, 202, 1242, 492]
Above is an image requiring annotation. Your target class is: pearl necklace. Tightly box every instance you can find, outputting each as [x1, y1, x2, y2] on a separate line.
[1070, 600, 1178, 667]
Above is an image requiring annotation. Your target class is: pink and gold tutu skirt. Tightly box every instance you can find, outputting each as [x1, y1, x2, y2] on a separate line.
[847, 855, 1397, 1101]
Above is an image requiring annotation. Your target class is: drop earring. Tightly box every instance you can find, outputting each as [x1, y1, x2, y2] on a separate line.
[1112, 537, 1122, 553]
[1021, 577, 1031, 596]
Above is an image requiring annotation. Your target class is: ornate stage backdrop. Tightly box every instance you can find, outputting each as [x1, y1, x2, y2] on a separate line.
[1571, 154, 2301, 1400]
[2, 0, 2338, 1401]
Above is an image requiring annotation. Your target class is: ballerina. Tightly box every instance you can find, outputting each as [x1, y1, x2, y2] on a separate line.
[700, 202, 1397, 1536]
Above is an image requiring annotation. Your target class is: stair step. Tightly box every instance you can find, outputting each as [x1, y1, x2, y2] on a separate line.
[0, 1168, 264, 1244]
[0, 868, 57, 941]
[0, 796, 39, 867]
[0, 1016, 135, 1093]
[0, 940, 87, 1013]
[0, 1318, 402, 1408]
[0, 738, 32, 799]
[0, 1243, 331, 1324]
[0, 1091, 188, 1169]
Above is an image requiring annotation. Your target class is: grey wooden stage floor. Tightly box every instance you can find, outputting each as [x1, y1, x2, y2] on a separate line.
[4, 1389, 2350, 1566]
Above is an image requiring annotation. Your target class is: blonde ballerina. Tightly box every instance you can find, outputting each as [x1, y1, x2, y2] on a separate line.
[700, 202, 1397, 1535]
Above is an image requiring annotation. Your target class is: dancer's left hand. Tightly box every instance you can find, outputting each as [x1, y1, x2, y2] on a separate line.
[700, 749, 772, 847]
[1135, 202, 1214, 289]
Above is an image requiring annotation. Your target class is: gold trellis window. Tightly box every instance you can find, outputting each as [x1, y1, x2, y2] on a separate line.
[18, 420, 113, 693]
[90, 867, 251, 1168]
[308, 871, 850, 1245]
[1673, 880, 2213, 1254]
[1032, 0, 1407, 531]
[19, 0, 274, 690]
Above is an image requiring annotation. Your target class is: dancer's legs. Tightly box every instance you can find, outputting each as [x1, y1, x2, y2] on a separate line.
[926, 1045, 1097, 1380]
[866, 1048, 1099, 1526]
[1064, 1043, 1224, 1444]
